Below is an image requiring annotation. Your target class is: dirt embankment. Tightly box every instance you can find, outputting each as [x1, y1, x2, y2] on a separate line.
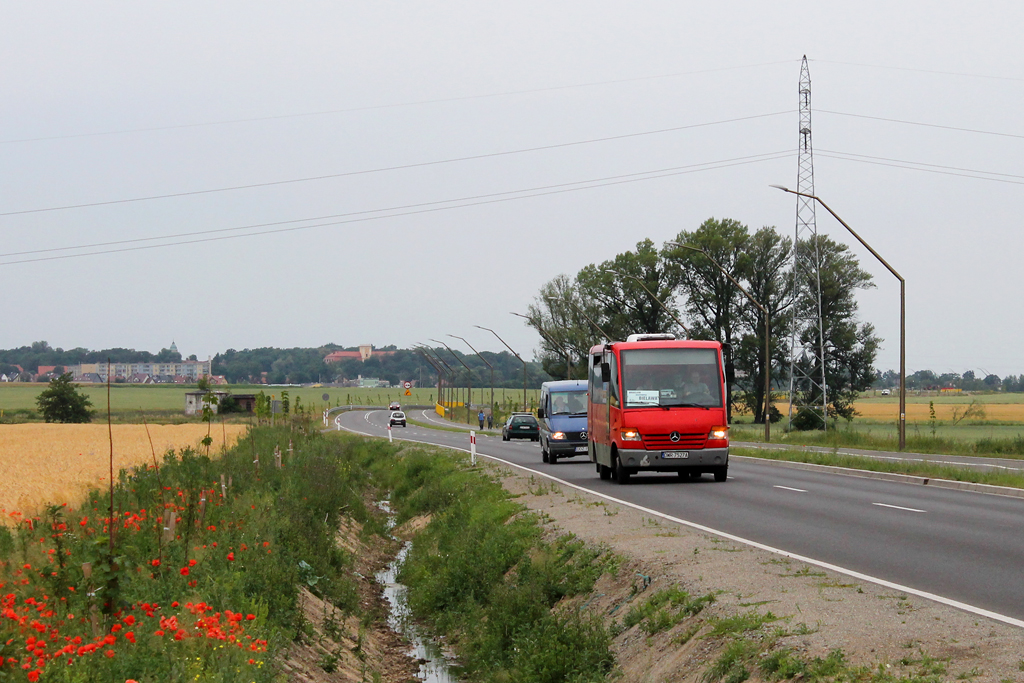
[493, 464, 1024, 683]
[281, 515, 418, 683]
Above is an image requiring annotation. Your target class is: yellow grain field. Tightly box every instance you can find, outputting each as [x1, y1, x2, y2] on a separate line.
[769, 401, 1024, 423]
[0, 423, 246, 519]
[853, 402, 1024, 422]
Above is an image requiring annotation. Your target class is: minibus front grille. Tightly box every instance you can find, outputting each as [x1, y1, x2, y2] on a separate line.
[642, 432, 707, 449]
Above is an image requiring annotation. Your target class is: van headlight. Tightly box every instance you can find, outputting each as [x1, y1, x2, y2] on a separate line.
[551, 432, 566, 440]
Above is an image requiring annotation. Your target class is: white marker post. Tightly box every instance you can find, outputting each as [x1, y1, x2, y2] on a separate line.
[388, 423, 393, 443]
[470, 430, 477, 466]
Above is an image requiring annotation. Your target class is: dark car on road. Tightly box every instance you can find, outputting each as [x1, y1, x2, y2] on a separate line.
[502, 413, 539, 441]
[389, 411, 407, 427]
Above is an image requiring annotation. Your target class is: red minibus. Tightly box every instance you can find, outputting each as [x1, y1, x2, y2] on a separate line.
[588, 333, 729, 484]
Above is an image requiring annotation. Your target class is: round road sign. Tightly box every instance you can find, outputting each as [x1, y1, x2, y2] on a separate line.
[403, 381, 412, 389]
[321, 393, 330, 402]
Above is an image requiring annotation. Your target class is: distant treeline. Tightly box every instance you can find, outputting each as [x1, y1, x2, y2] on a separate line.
[0, 341, 551, 388]
[212, 346, 551, 388]
[875, 369, 1024, 393]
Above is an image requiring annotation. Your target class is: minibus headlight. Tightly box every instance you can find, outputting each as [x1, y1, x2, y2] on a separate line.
[709, 426, 729, 440]
[551, 432, 566, 440]
[620, 429, 642, 441]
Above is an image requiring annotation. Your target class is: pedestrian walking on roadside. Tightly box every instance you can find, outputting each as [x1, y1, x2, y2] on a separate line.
[478, 409, 485, 429]
[487, 413, 493, 429]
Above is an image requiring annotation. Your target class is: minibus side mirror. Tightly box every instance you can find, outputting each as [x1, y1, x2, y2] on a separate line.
[601, 362, 611, 383]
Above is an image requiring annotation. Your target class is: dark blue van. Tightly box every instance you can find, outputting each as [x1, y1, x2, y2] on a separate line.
[537, 380, 588, 463]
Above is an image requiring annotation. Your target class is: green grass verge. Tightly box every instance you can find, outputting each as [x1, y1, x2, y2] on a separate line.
[730, 423, 1024, 459]
[734, 446, 1024, 489]
[369, 445, 617, 683]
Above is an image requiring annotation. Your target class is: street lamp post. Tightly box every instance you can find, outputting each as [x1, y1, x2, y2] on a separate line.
[414, 348, 445, 406]
[544, 296, 612, 340]
[668, 242, 772, 443]
[432, 339, 473, 424]
[601, 268, 690, 338]
[474, 325, 528, 411]
[510, 311, 574, 379]
[419, 345, 455, 415]
[449, 334, 495, 422]
[771, 185, 906, 451]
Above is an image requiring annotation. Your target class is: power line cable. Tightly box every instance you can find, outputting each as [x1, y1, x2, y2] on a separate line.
[811, 59, 1024, 83]
[0, 111, 791, 217]
[819, 149, 1024, 181]
[819, 110, 1024, 141]
[818, 149, 1024, 186]
[0, 150, 793, 266]
[0, 60, 798, 145]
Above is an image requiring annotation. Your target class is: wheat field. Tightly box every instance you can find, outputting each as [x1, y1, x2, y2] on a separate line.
[0, 423, 246, 519]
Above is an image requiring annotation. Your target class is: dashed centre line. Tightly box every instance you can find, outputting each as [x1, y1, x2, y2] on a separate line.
[873, 502, 927, 513]
[774, 485, 807, 492]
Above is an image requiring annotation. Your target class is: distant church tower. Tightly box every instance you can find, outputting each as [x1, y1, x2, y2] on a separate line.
[170, 341, 178, 355]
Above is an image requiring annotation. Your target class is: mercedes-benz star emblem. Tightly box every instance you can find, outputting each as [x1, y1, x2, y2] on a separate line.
[669, 431, 681, 442]
[580, 431, 587, 440]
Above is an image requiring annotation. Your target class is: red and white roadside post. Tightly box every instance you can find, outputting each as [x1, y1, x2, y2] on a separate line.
[387, 423, 393, 443]
[470, 431, 477, 466]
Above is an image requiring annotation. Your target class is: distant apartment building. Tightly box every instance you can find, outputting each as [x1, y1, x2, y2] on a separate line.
[69, 359, 212, 383]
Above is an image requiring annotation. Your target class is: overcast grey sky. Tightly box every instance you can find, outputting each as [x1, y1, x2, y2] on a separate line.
[2, 2, 1022, 375]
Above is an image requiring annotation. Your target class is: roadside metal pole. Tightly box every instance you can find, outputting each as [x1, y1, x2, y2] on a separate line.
[433, 338, 474, 424]
[671, 243, 771, 443]
[474, 325, 529, 412]
[771, 186, 906, 450]
[510, 311, 573, 379]
[544, 296, 612, 341]
[449, 334, 495, 425]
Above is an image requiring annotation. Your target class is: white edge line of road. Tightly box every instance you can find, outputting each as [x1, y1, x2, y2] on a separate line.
[335, 414, 1024, 631]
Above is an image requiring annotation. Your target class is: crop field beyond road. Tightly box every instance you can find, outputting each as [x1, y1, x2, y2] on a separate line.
[0, 423, 245, 518]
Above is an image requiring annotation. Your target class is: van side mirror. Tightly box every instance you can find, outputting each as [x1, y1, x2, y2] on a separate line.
[601, 362, 611, 383]
[537, 407, 545, 418]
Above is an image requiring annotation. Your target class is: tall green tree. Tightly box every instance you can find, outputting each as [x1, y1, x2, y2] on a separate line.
[576, 239, 684, 340]
[664, 218, 750, 418]
[795, 235, 881, 422]
[36, 373, 94, 423]
[526, 274, 603, 379]
[733, 227, 794, 424]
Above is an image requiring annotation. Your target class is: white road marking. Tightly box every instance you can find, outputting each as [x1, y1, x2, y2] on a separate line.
[738, 443, 1024, 472]
[774, 485, 807, 493]
[873, 502, 926, 513]
[331, 411, 1024, 631]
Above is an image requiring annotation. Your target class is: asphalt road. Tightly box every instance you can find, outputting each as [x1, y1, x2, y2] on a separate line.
[335, 408, 1024, 628]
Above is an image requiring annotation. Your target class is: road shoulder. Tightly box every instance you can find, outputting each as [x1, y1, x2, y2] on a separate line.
[486, 460, 1024, 683]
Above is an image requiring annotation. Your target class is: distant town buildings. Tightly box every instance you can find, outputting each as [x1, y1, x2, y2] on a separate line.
[68, 359, 212, 383]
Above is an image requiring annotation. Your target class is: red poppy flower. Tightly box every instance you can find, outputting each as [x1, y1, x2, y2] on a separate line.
[179, 568, 189, 576]
[227, 552, 235, 562]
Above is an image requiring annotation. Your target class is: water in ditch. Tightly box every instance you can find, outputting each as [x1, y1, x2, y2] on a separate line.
[375, 501, 457, 683]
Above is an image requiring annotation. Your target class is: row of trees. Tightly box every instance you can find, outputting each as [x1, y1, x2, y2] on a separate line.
[212, 346, 551, 388]
[877, 369, 1024, 393]
[523, 218, 880, 425]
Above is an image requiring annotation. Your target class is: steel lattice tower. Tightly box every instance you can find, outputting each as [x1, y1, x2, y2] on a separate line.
[787, 56, 829, 430]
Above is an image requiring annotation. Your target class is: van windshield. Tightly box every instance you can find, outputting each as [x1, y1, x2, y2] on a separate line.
[549, 391, 588, 415]
[620, 347, 722, 408]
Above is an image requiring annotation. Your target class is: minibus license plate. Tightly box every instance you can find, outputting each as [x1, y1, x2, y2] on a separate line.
[662, 451, 689, 459]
